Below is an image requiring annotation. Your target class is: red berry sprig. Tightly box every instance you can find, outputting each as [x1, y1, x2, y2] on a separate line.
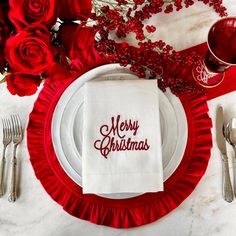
[91, 0, 228, 95]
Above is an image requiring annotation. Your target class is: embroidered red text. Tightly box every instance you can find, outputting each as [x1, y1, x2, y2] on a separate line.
[94, 115, 150, 159]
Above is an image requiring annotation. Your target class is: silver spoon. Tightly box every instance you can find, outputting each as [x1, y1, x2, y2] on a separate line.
[224, 118, 236, 197]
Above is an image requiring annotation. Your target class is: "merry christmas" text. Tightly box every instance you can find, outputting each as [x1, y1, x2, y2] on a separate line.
[94, 115, 150, 159]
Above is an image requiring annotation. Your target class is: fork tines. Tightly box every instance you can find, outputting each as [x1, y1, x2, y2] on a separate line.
[2, 118, 12, 147]
[10, 115, 23, 144]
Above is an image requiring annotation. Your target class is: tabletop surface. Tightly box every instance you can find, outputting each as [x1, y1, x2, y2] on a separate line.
[1, 1, 236, 236]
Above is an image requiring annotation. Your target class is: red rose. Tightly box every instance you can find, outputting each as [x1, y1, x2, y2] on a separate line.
[0, 4, 9, 71]
[6, 73, 42, 96]
[59, 23, 96, 60]
[5, 23, 55, 75]
[9, 0, 57, 30]
[59, 23, 105, 74]
[59, 0, 92, 21]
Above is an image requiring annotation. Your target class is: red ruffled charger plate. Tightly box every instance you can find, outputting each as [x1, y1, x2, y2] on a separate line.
[27, 53, 212, 228]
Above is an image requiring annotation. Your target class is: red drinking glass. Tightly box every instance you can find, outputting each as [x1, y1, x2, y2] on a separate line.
[192, 17, 236, 88]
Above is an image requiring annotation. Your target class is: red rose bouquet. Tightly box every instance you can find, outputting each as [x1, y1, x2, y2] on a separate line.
[1, 0, 93, 96]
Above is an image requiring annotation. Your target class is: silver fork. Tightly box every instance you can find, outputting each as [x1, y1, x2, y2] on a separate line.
[0, 118, 12, 196]
[8, 114, 23, 202]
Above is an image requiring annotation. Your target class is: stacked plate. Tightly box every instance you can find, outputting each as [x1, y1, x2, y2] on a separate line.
[52, 64, 188, 199]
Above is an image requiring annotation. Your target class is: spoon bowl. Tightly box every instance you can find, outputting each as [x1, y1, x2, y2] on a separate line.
[225, 118, 236, 147]
[224, 123, 231, 144]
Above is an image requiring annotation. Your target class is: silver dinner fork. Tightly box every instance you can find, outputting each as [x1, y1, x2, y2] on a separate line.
[0, 118, 12, 196]
[8, 114, 23, 202]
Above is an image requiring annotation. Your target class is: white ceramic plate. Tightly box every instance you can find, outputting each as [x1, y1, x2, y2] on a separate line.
[52, 64, 188, 199]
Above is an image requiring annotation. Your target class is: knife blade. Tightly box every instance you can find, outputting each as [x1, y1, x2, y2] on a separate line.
[216, 106, 227, 155]
[216, 106, 233, 203]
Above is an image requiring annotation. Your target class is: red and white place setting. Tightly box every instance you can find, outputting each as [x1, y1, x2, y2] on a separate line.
[0, 0, 236, 235]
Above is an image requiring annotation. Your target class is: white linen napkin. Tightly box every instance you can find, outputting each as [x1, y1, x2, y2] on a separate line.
[82, 79, 163, 194]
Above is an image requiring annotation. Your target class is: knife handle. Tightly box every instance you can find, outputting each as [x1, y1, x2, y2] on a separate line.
[222, 156, 234, 202]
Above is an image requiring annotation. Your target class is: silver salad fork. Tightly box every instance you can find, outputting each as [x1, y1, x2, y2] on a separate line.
[8, 114, 23, 202]
[0, 118, 12, 196]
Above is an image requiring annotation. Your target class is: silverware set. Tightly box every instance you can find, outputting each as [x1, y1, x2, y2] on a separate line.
[0, 115, 23, 202]
[216, 106, 236, 203]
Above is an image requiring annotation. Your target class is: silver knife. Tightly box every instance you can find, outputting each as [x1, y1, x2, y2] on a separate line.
[216, 106, 233, 202]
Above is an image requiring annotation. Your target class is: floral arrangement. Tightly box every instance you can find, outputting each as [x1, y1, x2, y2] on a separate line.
[0, 0, 227, 96]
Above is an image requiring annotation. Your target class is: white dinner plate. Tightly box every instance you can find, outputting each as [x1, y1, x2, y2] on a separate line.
[52, 64, 188, 199]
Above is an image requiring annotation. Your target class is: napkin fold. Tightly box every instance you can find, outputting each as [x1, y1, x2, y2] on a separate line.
[82, 79, 163, 194]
